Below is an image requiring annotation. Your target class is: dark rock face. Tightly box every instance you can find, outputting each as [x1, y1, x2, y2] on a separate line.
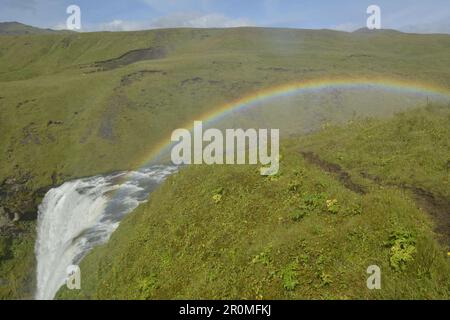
[92, 47, 167, 71]
[0, 173, 48, 234]
[0, 172, 52, 299]
[0, 207, 8, 228]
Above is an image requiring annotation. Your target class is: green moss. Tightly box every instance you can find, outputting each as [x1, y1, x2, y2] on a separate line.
[0, 222, 36, 299]
[1, 28, 450, 300]
[57, 106, 450, 300]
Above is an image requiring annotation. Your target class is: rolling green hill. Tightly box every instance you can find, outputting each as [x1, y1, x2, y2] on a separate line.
[58, 105, 450, 300]
[0, 22, 61, 36]
[0, 26, 449, 299]
[1, 27, 450, 188]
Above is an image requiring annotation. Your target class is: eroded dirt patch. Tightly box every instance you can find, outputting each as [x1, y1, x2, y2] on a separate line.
[21, 123, 41, 145]
[361, 171, 450, 246]
[301, 151, 449, 247]
[97, 90, 134, 141]
[180, 77, 203, 87]
[120, 70, 166, 87]
[92, 47, 167, 71]
[301, 151, 367, 194]
[408, 186, 450, 244]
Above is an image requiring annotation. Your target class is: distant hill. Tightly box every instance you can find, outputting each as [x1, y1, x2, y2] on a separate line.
[353, 27, 403, 34]
[0, 21, 62, 35]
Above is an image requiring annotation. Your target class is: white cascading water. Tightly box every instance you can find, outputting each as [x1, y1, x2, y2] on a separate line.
[34, 165, 177, 300]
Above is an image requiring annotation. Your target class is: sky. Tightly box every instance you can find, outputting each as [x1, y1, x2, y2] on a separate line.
[1, 0, 450, 33]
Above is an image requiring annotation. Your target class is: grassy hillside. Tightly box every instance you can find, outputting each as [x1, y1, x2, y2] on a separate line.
[1, 27, 450, 299]
[0, 22, 60, 36]
[2, 28, 450, 188]
[57, 105, 450, 299]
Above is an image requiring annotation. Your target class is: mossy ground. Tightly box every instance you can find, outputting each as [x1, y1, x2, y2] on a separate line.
[58, 106, 450, 300]
[1, 27, 450, 299]
[0, 221, 36, 299]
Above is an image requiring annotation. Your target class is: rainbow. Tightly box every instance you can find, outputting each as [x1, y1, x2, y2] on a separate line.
[131, 76, 450, 170]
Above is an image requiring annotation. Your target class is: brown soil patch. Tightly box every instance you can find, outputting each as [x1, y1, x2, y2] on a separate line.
[301, 152, 449, 247]
[119, 70, 166, 87]
[301, 151, 367, 194]
[92, 47, 167, 71]
[361, 171, 450, 247]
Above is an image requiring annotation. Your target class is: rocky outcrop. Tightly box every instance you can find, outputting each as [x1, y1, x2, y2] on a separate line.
[0, 173, 49, 234]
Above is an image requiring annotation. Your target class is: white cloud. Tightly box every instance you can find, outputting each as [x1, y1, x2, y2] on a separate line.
[150, 12, 252, 28]
[89, 20, 149, 32]
[77, 12, 252, 32]
[52, 19, 147, 32]
[330, 22, 359, 32]
[52, 22, 67, 30]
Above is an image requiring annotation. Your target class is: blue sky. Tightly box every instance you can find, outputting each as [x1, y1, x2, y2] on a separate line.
[1, 0, 450, 33]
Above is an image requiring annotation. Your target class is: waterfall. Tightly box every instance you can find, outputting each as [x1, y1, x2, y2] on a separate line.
[34, 165, 177, 300]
